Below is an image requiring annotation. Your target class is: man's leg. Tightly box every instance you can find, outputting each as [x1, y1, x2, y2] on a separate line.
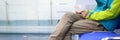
[63, 20, 106, 40]
[49, 12, 83, 40]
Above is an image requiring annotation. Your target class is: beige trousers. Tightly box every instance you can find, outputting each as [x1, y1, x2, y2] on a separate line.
[49, 12, 106, 40]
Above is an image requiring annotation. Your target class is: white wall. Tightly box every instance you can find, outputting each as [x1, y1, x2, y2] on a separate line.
[37, 0, 51, 20]
[7, 0, 38, 20]
[0, 0, 96, 21]
[0, 0, 7, 20]
[0, 0, 96, 33]
[52, 0, 76, 19]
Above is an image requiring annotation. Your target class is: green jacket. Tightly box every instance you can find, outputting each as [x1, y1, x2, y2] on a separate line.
[86, 0, 120, 31]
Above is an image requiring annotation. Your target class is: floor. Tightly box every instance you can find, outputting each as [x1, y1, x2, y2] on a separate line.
[0, 33, 78, 40]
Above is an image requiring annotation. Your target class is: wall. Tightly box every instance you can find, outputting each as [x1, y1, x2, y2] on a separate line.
[0, 0, 97, 40]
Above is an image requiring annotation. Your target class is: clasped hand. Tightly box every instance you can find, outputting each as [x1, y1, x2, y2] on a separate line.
[75, 10, 88, 19]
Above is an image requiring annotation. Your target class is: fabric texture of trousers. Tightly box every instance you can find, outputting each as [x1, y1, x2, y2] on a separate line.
[49, 12, 106, 40]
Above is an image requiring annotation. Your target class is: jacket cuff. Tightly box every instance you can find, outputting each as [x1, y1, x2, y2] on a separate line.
[86, 10, 91, 19]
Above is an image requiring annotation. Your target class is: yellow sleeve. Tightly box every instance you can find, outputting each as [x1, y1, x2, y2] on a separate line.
[86, 0, 120, 21]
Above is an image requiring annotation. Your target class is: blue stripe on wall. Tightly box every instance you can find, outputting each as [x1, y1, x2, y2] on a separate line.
[0, 20, 59, 26]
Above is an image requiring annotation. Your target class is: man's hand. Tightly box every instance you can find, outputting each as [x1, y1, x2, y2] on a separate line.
[75, 10, 88, 19]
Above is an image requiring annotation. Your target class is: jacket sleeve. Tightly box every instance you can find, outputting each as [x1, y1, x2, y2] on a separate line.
[86, 0, 120, 21]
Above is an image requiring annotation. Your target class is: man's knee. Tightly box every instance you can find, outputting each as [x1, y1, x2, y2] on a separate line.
[64, 12, 81, 19]
[64, 12, 75, 17]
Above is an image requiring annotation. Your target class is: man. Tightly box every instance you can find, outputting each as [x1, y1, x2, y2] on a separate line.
[49, 0, 120, 40]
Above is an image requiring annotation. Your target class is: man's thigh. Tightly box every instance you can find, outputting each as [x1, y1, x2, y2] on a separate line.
[69, 19, 105, 34]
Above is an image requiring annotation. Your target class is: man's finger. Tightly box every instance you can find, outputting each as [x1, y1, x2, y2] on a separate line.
[75, 11, 82, 14]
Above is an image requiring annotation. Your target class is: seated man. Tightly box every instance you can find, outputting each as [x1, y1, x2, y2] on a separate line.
[49, 0, 120, 40]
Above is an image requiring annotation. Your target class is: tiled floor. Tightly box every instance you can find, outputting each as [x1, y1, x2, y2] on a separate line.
[0, 33, 78, 40]
[0, 33, 49, 40]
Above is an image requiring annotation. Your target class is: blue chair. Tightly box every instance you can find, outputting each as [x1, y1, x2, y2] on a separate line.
[78, 23, 120, 40]
[79, 32, 120, 40]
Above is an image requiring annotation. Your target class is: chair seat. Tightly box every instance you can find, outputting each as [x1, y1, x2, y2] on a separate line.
[79, 32, 120, 40]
